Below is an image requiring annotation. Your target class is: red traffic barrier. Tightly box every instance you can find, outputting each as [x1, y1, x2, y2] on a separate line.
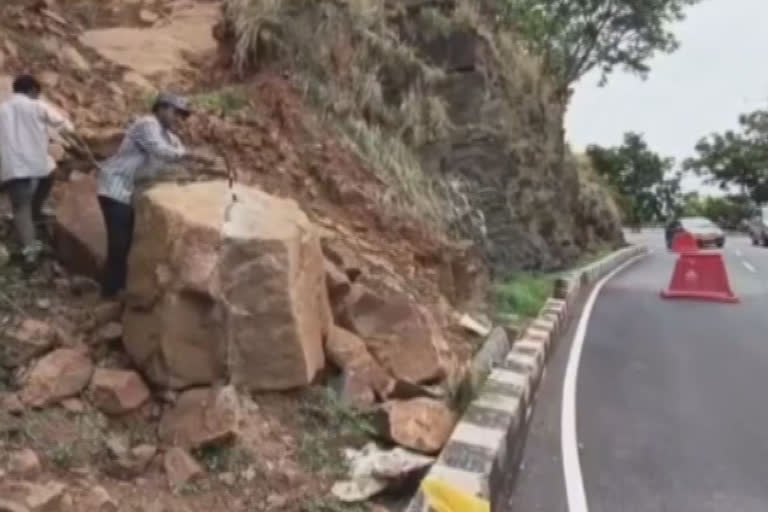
[661, 251, 738, 303]
[670, 231, 699, 253]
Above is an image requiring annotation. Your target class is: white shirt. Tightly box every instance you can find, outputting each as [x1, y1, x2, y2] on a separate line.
[0, 93, 73, 182]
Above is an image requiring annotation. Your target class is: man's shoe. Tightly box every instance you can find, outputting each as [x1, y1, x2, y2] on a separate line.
[20, 243, 41, 272]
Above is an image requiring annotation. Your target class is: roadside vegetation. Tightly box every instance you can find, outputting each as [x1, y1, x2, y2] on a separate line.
[586, 129, 764, 231]
[495, 274, 554, 321]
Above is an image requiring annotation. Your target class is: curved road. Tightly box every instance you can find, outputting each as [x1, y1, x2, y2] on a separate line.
[504, 230, 768, 512]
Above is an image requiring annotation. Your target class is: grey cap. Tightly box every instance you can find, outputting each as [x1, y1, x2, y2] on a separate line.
[154, 91, 191, 115]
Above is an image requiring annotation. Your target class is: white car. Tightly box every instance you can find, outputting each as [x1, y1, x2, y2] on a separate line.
[748, 206, 768, 246]
[665, 217, 725, 249]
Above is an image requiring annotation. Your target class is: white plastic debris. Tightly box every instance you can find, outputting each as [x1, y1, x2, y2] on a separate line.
[458, 314, 492, 337]
[331, 443, 435, 502]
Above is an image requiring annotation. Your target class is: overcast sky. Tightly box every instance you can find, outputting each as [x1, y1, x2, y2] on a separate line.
[566, 0, 768, 195]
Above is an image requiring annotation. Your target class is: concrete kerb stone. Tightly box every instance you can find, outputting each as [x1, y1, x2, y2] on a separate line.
[456, 327, 512, 402]
[404, 244, 648, 512]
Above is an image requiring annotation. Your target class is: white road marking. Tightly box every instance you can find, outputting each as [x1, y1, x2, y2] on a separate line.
[743, 260, 756, 273]
[561, 251, 649, 512]
[734, 249, 743, 257]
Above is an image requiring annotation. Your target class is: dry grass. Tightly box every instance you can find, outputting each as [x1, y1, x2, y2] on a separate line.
[220, 0, 456, 228]
[296, 387, 373, 477]
[217, 0, 566, 242]
[570, 150, 623, 221]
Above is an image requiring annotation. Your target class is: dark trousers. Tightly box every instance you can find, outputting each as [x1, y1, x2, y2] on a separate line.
[98, 195, 135, 298]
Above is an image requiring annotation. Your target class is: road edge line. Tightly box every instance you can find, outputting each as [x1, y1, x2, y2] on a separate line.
[561, 250, 649, 512]
[402, 244, 648, 512]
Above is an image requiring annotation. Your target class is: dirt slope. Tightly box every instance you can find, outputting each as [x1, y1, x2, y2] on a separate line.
[0, 0, 621, 510]
[0, 1, 480, 510]
[216, 0, 625, 273]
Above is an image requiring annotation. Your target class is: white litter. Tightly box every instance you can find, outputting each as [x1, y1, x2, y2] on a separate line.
[331, 443, 435, 502]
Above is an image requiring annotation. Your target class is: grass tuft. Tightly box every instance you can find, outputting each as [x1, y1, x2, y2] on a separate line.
[296, 387, 374, 476]
[219, 0, 456, 229]
[192, 87, 248, 114]
[495, 274, 554, 319]
[193, 441, 252, 474]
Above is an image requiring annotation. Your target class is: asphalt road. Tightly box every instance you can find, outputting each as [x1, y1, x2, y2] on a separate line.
[503, 231, 768, 512]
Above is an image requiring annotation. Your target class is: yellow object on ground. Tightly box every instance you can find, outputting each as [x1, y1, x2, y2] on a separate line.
[421, 477, 491, 512]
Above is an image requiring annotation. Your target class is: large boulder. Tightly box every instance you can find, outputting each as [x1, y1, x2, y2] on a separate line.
[336, 285, 451, 384]
[123, 180, 330, 390]
[53, 175, 106, 280]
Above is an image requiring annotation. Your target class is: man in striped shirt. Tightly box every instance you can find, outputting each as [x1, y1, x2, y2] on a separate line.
[0, 74, 75, 269]
[98, 92, 211, 298]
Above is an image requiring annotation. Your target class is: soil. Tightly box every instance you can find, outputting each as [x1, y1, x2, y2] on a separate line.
[0, 0, 482, 509]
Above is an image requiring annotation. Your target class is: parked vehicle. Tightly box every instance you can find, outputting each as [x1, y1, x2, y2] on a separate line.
[748, 206, 768, 246]
[665, 217, 725, 249]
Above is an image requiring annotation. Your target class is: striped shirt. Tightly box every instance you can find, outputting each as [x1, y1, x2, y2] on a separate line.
[98, 115, 186, 204]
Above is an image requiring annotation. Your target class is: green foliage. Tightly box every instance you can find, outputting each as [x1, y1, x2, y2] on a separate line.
[680, 193, 753, 230]
[193, 442, 252, 473]
[495, 274, 554, 319]
[685, 108, 768, 204]
[191, 88, 248, 114]
[496, 0, 701, 86]
[586, 132, 676, 224]
[297, 388, 374, 475]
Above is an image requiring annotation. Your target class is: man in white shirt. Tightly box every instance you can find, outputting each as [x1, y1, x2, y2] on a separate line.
[0, 74, 74, 269]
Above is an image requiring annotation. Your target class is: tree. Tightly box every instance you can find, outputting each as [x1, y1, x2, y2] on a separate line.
[685, 108, 768, 203]
[586, 132, 674, 224]
[681, 193, 753, 230]
[497, 0, 701, 86]
[656, 171, 684, 219]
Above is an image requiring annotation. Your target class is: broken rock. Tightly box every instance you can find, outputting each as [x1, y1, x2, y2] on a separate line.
[0, 499, 28, 512]
[60, 397, 85, 413]
[82, 486, 117, 512]
[53, 176, 106, 280]
[7, 449, 41, 478]
[324, 260, 351, 311]
[20, 349, 94, 407]
[23, 481, 65, 512]
[122, 71, 156, 93]
[89, 368, 150, 415]
[338, 371, 376, 409]
[159, 385, 239, 449]
[1, 319, 55, 368]
[61, 45, 90, 71]
[326, 325, 394, 402]
[378, 398, 456, 454]
[338, 285, 451, 384]
[91, 322, 123, 345]
[123, 181, 330, 390]
[0, 393, 23, 415]
[91, 301, 123, 327]
[104, 436, 157, 479]
[139, 9, 160, 24]
[164, 447, 203, 490]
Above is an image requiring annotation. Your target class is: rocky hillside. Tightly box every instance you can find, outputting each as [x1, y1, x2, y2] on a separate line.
[0, 0, 622, 511]
[216, 0, 624, 272]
